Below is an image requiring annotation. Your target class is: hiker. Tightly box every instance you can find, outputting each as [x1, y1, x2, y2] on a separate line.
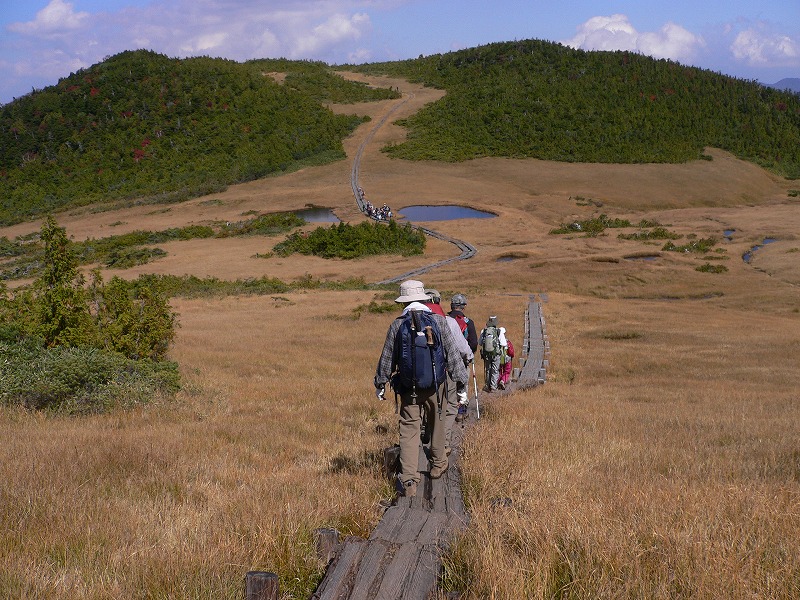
[374, 280, 469, 498]
[479, 316, 507, 392]
[423, 288, 446, 316]
[426, 289, 473, 455]
[448, 293, 478, 422]
[448, 293, 478, 353]
[498, 338, 515, 390]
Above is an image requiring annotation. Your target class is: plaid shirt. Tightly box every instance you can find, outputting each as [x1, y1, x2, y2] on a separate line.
[374, 309, 469, 391]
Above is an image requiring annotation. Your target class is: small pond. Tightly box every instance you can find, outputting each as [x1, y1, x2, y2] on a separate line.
[723, 229, 735, 241]
[742, 237, 777, 263]
[293, 207, 340, 222]
[397, 205, 496, 221]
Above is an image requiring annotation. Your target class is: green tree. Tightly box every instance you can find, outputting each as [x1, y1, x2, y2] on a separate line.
[35, 215, 95, 347]
[90, 271, 176, 360]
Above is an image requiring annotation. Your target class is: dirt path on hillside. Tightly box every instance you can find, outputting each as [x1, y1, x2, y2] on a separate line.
[338, 75, 477, 284]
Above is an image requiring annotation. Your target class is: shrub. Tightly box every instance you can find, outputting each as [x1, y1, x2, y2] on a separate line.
[0, 341, 179, 413]
[216, 212, 305, 237]
[273, 220, 426, 259]
[550, 214, 633, 237]
[618, 227, 682, 241]
[696, 263, 728, 273]
[662, 238, 717, 253]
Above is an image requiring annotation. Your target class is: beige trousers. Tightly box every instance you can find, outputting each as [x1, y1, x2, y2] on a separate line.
[398, 382, 446, 485]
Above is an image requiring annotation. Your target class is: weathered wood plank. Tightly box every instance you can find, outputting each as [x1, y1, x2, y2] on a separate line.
[372, 543, 422, 600]
[348, 540, 394, 599]
[403, 545, 441, 600]
[416, 512, 450, 546]
[312, 537, 368, 600]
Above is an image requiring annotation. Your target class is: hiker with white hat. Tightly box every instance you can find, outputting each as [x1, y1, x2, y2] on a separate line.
[374, 280, 469, 498]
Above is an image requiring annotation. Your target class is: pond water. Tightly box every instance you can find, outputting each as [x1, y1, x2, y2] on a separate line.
[397, 205, 496, 221]
[742, 237, 777, 263]
[293, 207, 340, 222]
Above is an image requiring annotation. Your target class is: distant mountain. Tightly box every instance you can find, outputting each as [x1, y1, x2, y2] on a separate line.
[765, 78, 800, 93]
[0, 51, 398, 226]
[355, 40, 800, 177]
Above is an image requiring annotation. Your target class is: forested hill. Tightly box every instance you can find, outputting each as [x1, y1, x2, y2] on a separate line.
[350, 39, 800, 177]
[0, 50, 398, 226]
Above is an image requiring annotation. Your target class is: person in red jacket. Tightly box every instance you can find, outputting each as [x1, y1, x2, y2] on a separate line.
[498, 339, 515, 390]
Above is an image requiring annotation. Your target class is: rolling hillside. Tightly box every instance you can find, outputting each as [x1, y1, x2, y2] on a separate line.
[350, 40, 800, 175]
[0, 51, 398, 226]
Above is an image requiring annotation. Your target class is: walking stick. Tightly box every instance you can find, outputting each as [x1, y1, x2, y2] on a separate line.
[472, 361, 480, 420]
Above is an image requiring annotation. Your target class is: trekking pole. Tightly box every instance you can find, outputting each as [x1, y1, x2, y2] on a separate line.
[472, 361, 480, 420]
[425, 325, 443, 418]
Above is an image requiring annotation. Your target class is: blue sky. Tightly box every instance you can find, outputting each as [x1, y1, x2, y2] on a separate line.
[1, 0, 798, 105]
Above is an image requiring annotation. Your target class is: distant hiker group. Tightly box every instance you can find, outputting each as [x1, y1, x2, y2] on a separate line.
[374, 279, 514, 497]
[357, 187, 393, 221]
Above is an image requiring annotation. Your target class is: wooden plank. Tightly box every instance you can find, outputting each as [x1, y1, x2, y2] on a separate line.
[392, 509, 431, 544]
[370, 506, 410, 542]
[373, 543, 422, 600]
[312, 537, 367, 600]
[416, 512, 450, 545]
[403, 545, 441, 599]
[431, 475, 447, 513]
[348, 540, 394, 598]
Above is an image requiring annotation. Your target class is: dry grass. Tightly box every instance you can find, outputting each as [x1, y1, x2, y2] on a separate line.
[1, 74, 799, 598]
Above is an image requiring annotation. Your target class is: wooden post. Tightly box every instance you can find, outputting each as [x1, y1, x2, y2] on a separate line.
[314, 527, 340, 564]
[245, 571, 278, 600]
[383, 444, 401, 480]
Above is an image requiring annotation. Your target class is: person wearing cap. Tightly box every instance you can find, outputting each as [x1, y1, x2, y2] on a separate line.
[479, 316, 508, 392]
[374, 280, 469, 498]
[448, 293, 478, 423]
[425, 288, 473, 455]
[448, 293, 478, 353]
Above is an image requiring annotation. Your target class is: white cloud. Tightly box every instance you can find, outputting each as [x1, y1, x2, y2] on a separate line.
[292, 12, 371, 57]
[563, 14, 704, 63]
[8, 0, 90, 36]
[730, 27, 800, 66]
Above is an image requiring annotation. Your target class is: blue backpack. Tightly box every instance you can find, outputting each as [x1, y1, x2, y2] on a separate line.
[392, 310, 446, 392]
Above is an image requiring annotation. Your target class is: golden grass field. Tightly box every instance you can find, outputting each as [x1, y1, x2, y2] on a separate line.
[1, 74, 799, 599]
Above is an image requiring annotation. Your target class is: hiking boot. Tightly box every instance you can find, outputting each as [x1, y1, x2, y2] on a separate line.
[403, 480, 417, 497]
[498, 380, 506, 390]
[430, 462, 449, 479]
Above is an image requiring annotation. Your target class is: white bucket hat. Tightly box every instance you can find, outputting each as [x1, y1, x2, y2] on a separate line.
[395, 279, 430, 303]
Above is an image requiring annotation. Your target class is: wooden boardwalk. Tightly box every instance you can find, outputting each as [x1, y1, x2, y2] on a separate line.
[306, 296, 548, 600]
[311, 438, 468, 600]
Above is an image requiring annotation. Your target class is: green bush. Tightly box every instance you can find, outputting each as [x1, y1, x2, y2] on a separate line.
[550, 214, 633, 237]
[104, 247, 167, 268]
[618, 227, 682, 241]
[0, 218, 179, 412]
[273, 220, 426, 259]
[216, 212, 305, 237]
[0, 341, 179, 413]
[662, 238, 717, 253]
[695, 263, 728, 273]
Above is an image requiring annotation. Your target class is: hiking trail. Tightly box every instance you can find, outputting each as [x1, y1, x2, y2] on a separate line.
[305, 89, 548, 599]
